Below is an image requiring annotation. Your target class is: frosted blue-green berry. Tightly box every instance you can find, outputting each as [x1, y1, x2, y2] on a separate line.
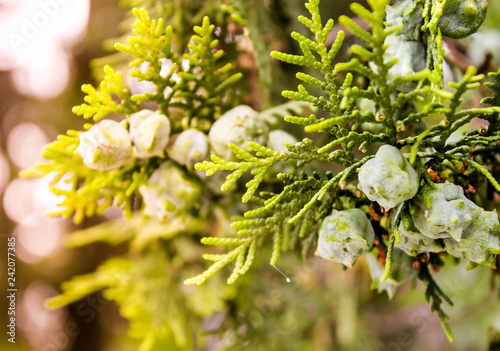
[76, 120, 132, 171]
[168, 129, 208, 167]
[383, 0, 426, 92]
[438, 0, 488, 39]
[444, 210, 500, 268]
[126, 63, 156, 96]
[266, 130, 298, 176]
[139, 162, 201, 221]
[358, 145, 418, 209]
[208, 105, 269, 161]
[384, 37, 426, 93]
[412, 182, 481, 241]
[385, 0, 423, 41]
[316, 209, 375, 267]
[395, 219, 443, 257]
[366, 248, 417, 299]
[267, 130, 297, 152]
[129, 109, 171, 158]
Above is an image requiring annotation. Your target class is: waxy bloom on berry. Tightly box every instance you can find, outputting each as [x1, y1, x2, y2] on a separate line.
[444, 210, 500, 268]
[412, 182, 481, 242]
[129, 109, 171, 158]
[139, 162, 201, 221]
[209, 105, 269, 161]
[438, 0, 488, 39]
[316, 209, 375, 267]
[76, 120, 132, 171]
[358, 145, 418, 209]
[168, 129, 208, 167]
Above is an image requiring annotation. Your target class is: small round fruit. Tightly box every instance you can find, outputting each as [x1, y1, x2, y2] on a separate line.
[316, 209, 375, 267]
[412, 182, 481, 241]
[129, 109, 171, 158]
[168, 129, 209, 167]
[208, 105, 269, 161]
[438, 0, 488, 39]
[358, 145, 419, 209]
[139, 162, 201, 221]
[76, 120, 133, 171]
[444, 210, 500, 268]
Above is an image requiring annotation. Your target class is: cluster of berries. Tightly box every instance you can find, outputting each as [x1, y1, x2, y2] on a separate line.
[384, 0, 488, 91]
[75, 105, 297, 220]
[317, 145, 500, 275]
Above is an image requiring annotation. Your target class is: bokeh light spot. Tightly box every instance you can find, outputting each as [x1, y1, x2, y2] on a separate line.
[0, 0, 90, 99]
[7, 122, 49, 169]
[15, 219, 63, 259]
[0, 151, 10, 193]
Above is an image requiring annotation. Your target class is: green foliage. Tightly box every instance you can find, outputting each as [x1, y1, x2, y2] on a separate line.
[21, 7, 244, 348]
[186, 0, 500, 339]
[20, 131, 157, 223]
[114, 9, 242, 130]
[22, 8, 242, 224]
[92, 0, 226, 72]
[47, 251, 232, 351]
[63, 214, 204, 250]
[21, 0, 500, 347]
[72, 66, 137, 121]
[418, 263, 454, 342]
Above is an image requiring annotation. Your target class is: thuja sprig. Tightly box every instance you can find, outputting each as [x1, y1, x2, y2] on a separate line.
[336, 0, 401, 139]
[421, 0, 447, 89]
[47, 252, 200, 350]
[187, 2, 500, 329]
[185, 170, 340, 285]
[178, 17, 243, 127]
[72, 65, 137, 121]
[115, 9, 242, 130]
[418, 263, 454, 342]
[114, 8, 178, 109]
[20, 131, 159, 223]
[74, 8, 243, 132]
[270, 0, 349, 125]
[188, 151, 375, 286]
[22, 8, 245, 224]
[188, 0, 402, 286]
[335, 0, 445, 141]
